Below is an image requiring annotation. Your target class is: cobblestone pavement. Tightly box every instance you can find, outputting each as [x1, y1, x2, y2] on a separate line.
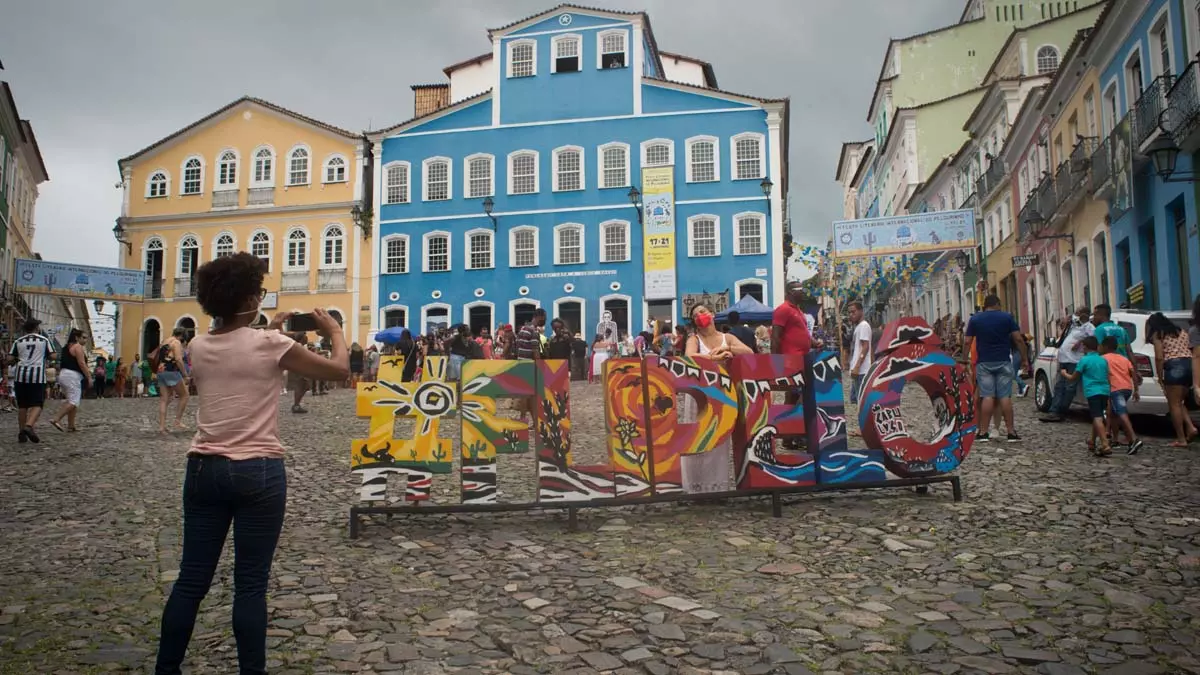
[1, 383, 1199, 675]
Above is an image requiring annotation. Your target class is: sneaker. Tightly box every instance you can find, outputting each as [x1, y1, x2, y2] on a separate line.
[18, 429, 27, 443]
[1127, 439, 1144, 456]
[1006, 432, 1021, 443]
[977, 433, 991, 443]
[292, 405, 308, 414]
[1038, 414, 1062, 423]
[24, 427, 39, 444]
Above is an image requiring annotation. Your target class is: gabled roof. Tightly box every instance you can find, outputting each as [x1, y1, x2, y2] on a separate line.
[443, 52, 492, 77]
[118, 96, 358, 169]
[658, 51, 718, 89]
[848, 145, 876, 188]
[0, 82, 49, 182]
[370, 89, 493, 137]
[642, 76, 785, 105]
[962, 77, 1027, 133]
[835, 140, 872, 182]
[866, 17, 985, 122]
[486, 4, 665, 77]
[19, 120, 48, 183]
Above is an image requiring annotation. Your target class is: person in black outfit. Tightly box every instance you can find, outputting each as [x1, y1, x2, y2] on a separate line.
[397, 329, 419, 382]
[547, 319, 574, 361]
[570, 332, 587, 380]
[727, 311, 759, 354]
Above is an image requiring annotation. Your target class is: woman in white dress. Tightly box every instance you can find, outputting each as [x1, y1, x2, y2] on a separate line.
[680, 305, 753, 429]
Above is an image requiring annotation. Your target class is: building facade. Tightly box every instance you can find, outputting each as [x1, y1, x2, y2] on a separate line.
[369, 5, 789, 338]
[114, 97, 373, 359]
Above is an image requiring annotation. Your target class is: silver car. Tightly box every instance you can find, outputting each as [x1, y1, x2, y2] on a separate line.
[1032, 310, 1192, 417]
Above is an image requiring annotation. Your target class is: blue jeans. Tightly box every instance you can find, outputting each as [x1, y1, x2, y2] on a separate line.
[850, 374, 865, 404]
[156, 456, 287, 675]
[1011, 351, 1028, 394]
[1050, 362, 1078, 415]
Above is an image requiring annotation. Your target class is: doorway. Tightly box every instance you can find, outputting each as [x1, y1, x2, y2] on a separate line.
[1146, 223, 1159, 309]
[1174, 204, 1190, 307]
[142, 319, 161, 356]
[646, 299, 672, 328]
[556, 301, 581, 336]
[384, 308, 407, 328]
[425, 306, 450, 334]
[602, 297, 629, 337]
[468, 304, 493, 336]
[176, 317, 196, 342]
[145, 243, 164, 299]
[512, 301, 538, 329]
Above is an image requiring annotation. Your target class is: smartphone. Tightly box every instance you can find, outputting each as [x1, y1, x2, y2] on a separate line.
[287, 313, 319, 332]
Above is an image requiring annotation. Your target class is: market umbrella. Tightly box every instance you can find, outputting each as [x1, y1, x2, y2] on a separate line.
[375, 326, 407, 345]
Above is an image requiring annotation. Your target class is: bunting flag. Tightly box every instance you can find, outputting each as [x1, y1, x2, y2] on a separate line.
[788, 244, 966, 300]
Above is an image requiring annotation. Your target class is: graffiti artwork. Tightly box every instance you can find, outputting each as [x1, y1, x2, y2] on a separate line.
[350, 318, 971, 525]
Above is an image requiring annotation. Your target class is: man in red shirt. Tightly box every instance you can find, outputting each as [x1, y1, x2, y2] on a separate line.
[772, 281, 814, 356]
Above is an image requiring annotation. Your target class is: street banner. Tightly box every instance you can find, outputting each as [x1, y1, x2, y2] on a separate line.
[832, 209, 975, 259]
[1110, 116, 1133, 220]
[14, 258, 146, 303]
[641, 166, 676, 299]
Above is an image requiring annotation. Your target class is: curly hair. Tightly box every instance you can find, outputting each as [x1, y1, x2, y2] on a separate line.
[195, 252, 266, 320]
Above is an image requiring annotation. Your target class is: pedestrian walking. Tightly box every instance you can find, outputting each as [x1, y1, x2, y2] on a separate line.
[1146, 311, 1197, 447]
[1091, 303, 1130, 356]
[847, 301, 872, 405]
[93, 355, 107, 399]
[349, 343, 364, 387]
[155, 328, 190, 434]
[129, 353, 143, 396]
[1059, 336, 1112, 456]
[10, 318, 52, 443]
[1041, 307, 1093, 422]
[1099, 335, 1144, 455]
[49, 329, 91, 432]
[964, 294, 1026, 442]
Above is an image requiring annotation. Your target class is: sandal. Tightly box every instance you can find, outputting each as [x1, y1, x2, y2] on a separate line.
[49, 420, 64, 432]
[1170, 440, 1189, 448]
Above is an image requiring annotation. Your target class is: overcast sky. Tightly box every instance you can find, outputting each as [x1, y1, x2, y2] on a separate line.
[1, 0, 962, 269]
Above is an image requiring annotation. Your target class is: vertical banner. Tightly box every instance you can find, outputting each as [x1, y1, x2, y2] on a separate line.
[641, 166, 676, 300]
[1109, 116, 1133, 220]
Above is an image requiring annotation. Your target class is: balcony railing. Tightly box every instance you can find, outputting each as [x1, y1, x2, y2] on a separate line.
[1034, 171, 1058, 226]
[281, 271, 309, 292]
[247, 187, 275, 206]
[1090, 134, 1112, 194]
[958, 190, 978, 213]
[145, 277, 164, 300]
[317, 268, 347, 291]
[1133, 74, 1174, 149]
[173, 276, 194, 297]
[975, 160, 1007, 202]
[212, 189, 239, 209]
[1168, 60, 1200, 152]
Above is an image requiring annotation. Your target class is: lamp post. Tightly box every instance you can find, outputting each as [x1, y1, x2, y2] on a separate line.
[1147, 108, 1200, 183]
[112, 219, 132, 255]
[350, 202, 373, 239]
[627, 186, 643, 224]
[482, 196, 498, 231]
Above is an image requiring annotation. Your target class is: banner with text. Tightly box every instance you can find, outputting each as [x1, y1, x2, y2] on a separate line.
[641, 166, 677, 299]
[832, 209, 976, 259]
[14, 258, 147, 303]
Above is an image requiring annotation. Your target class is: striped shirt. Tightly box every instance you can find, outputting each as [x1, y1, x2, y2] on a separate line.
[9, 333, 52, 384]
[516, 323, 541, 360]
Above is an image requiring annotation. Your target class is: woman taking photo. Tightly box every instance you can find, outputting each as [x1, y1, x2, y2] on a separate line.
[154, 253, 349, 675]
[49, 329, 91, 432]
[1147, 312, 1197, 447]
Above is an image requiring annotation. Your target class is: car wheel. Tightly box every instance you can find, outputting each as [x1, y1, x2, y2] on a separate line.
[1034, 372, 1052, 412]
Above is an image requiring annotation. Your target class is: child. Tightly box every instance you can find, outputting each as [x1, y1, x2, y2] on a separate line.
[1060, 336, 1112, 456]
[1100, 335, 1144, 455]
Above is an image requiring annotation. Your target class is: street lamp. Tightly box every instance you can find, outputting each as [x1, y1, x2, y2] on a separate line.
[350, 202, 373, 239]
[482, 196, 498, 231]
[627, 186, 643, 224]
[760, 177, 773, 198]
[1147, 108, 1200, 182]
[112, 219, 132, 255]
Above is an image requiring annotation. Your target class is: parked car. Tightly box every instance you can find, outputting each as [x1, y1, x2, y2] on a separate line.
[1032, 310, 1192, 417]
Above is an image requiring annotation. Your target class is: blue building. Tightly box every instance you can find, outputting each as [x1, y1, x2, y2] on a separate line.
[1094, 0, 1200, 310]
[369, 4, 789, 338]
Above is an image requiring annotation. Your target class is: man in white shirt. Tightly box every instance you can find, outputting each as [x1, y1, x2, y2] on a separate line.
[847, 301, 872, 405]
[1041, 306, 1093, 422]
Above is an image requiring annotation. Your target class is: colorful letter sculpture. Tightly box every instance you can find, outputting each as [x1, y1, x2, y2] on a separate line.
[350, 318, 971, 508]
[858, 317, 976, 476]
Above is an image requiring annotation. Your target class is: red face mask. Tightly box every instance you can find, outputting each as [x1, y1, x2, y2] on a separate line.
[695, 313, 713, 329]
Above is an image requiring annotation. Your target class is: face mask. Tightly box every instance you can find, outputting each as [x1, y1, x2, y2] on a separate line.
[235, 296, 263, 317]
[695, 313, 713, 329]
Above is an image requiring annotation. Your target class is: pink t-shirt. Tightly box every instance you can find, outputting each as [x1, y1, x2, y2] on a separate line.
[189, 327, 297, 459]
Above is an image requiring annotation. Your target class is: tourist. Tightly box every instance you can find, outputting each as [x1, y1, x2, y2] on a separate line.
[114, 357, 128, 398]
[49, 329, 91, 433]
[128, 353, 143, 398]
[727, 311, 758, 354]
[396, 329, 420, 382]
[154, 252, 349, 675]
[1146, 311, 1196, 447]
[365, 345, 380, 382]
[687, 304, 753, 362]
[588, 334, 606, 383]
[139, 354, 153, 397]
[45, 358, 58, 400]
[964, 294, 1025, 442]
[1058, 336, 1111, 456]
[105, 355, 117, 396]
[772, 281, 815, 447]
[477, 327, 495, 360]
[93, 355, 107, 399]
[547, 319, 574, 361]
[288, 333, 310, 413]
[1091, 303, 1129, 357]
[847, 301, 872, 405]
[447, 324, 475, 380]
[1099, 335, 1143, 455]
[349, 343, 364, 387]
[10, 318, 52, 443]
[515, 309, 546, 422]
[754, 325, 771, 354]
[1041, 307, 1093, 422]
[155, 328, 190, 434]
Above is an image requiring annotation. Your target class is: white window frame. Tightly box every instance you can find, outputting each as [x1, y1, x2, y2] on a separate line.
[422, 156, 453, 201]
[509, 226, 540, 268]
[508, 298, 543, 328]
[596, 28, 629, 69]
[599, 219, 631, 263]
[734, 279, 767, 303]
[212, 231, 237, 259]
[462, 300, 497, 328]
[286, 145, 311, 187]
[731, 132, 765, 180]
[551, 33, 583, 74]
[1148, 7, 1176, 79]
[381, 303, 410, 329]
[251, 145, 275, 187]
[144, 238, 165, 278]
[687, 214, 721, 257]
[421, 303, 453, 331]
[552, 145, 585, 192]
[597, 142, 630, 189]
[180, 155, 204, 195]
[284, 227, 310, 271]
[384, 161, 411, 204]
[382, 234, 410, 274]
[145, 169, 170, 198]
[323, 154, 348, 184]
[507, 150, 540, 195]
[1102, 81, 1119, 131]
[463, 153, 495, 199]
[506, 38, 537, 78]
[249, 229, 272, 270]
[320, 223, 346, 269]
[685, 135, 720, 183]
[464, 227, 495, 271]
[554, 223, 585, 265]
[422, 230, 452, 273]
[1124, 46, 1145, 107]
[733, 211, 767, 256]
[640, 138, 675, 167]
[1034, 45, 1059, 74]
[177, 234, 201, 276]
[214, 149, 239, 191]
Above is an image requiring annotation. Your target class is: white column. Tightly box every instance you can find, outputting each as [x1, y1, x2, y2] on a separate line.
[491, 39, 502, 126]
[120, 166, 132, 219]
[369, 141, 384, 339]
[766, 107, 785, 305]
[350, 144, 365, 345]
[632, 23, 644, 115]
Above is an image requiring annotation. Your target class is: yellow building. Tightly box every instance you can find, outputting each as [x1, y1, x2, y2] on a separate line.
[113, 97, 372, 359]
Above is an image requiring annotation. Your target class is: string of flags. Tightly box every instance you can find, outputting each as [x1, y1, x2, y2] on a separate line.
[791, 245, 969, 300]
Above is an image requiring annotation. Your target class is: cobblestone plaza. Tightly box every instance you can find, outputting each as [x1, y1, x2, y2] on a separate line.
[1, 386, 1198, 674]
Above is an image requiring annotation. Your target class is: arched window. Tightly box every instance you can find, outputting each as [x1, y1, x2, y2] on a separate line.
[178, 235, 200, 278]
[252, 147, 274, 185]
[598, 29, 627, 69]
[217, 150, 238, 188]
[598, 143, 629, 189]
[423, 157, 451, 201]
[286, 229, 309, 269]
[176, 316, 197, 342]
[466, 229, 494, 270]
[508, 151, 538, 194]
[181, 157, 203, 195]
[324, 155, 347, 183]
[642, 140, 673, 167]
[553, 146, 584, 191]
[510, 227, 538, 268]
[385, 162, 410, 204]
[554, 224, 584, 264]
[384, 235, 409, 274]
[1036, 46, 1059, 74]
[465, 154, 494, 198]
[322, 225, 345, 267]
[288, 147, 310, 186]
[214, 233, 235, 259]
[250, 231, 271, 271]
[147, 171, 169, 198]
[600, 220, 630, 263]
[145, 237, 165, 275]
[383, 307, 407, 328]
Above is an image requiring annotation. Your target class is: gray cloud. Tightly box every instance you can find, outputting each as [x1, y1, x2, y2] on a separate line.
[1, 0, 961, 267]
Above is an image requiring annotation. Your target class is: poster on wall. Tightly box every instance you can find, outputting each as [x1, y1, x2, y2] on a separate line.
[1109, 117, 1133, 220]
[641, 166, 677, 299]
[14, 259, 146, 303]
[832, 209, 976, 259]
